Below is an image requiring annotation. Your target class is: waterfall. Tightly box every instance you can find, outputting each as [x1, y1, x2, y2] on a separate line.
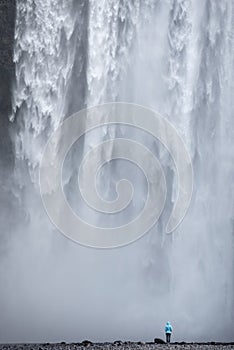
[0, 0, 233, 342]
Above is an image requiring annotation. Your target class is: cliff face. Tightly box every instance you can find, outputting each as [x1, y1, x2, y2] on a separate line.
[0, 0, 16, 169]
[0, 0, 16, 248]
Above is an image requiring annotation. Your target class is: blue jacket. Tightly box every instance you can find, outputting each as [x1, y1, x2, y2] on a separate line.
[165, 321, 173, 334]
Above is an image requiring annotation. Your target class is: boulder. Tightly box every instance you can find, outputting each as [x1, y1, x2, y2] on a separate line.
[154, 338, 166, 344]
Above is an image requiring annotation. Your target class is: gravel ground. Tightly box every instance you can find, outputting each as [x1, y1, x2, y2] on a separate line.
[0, 342, 234, 350]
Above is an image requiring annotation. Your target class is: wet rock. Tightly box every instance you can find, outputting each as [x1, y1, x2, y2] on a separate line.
[81, 341, 93, 347]
[113, 341, 123, 346]
[154, 338, 166, 344]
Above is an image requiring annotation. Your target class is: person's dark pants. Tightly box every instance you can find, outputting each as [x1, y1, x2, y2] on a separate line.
[166, 333, 171, 343]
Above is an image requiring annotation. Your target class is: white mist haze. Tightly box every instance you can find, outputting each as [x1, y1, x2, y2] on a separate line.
[0, 0, 233, 343]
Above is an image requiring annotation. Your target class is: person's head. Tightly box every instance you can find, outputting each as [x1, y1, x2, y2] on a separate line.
[167, 321, 170, 325]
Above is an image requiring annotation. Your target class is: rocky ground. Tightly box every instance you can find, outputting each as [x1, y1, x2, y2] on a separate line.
[0, 342, 234, 350]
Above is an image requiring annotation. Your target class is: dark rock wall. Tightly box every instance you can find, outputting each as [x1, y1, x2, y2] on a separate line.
[0, 0, 16, 251]
[0, 0, 16, 170]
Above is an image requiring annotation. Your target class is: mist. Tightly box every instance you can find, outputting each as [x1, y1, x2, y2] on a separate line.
[0, 0, 233, 343]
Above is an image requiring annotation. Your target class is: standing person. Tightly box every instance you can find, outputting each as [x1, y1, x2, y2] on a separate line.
[165, 321, 173, 343]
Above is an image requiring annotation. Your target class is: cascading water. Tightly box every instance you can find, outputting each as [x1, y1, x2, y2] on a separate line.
[0, 0, 233, 343]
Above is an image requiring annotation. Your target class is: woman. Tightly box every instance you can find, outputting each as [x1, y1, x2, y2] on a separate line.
[165, 321, 173, 343]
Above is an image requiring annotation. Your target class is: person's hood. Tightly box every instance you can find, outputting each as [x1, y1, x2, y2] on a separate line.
[167, 322, 171, 325]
